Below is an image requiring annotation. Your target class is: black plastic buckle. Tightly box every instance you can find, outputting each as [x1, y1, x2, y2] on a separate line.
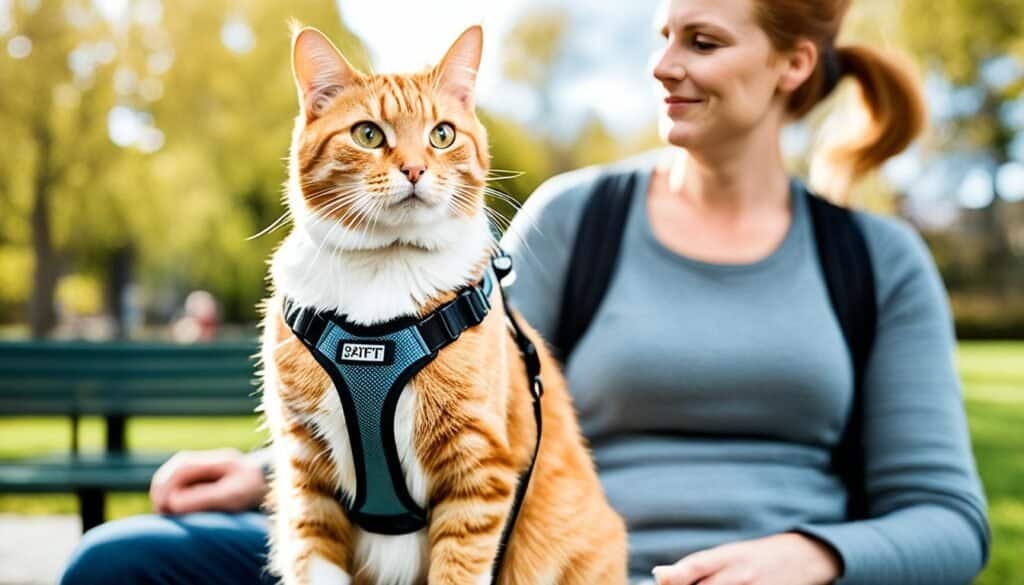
[438, 304, 463, 340]
[459, 289, 489, 324]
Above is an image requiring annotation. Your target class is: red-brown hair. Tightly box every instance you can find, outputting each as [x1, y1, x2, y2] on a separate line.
[755, 0, 927, 201]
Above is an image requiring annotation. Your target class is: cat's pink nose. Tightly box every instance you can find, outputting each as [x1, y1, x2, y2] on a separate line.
[401, 164, 426, 183]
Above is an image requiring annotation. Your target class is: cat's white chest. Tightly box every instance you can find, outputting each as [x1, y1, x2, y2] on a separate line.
[313, 381, 430, 585]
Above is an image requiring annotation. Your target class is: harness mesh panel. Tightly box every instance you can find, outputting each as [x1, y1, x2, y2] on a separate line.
[314, 323, 430, 516]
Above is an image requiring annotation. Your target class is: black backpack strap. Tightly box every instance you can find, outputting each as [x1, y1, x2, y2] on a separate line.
[806, 189, 878, 520]
[554, 169, 640, 361]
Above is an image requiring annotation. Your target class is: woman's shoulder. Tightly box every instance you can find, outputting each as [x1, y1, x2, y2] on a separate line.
[848, 206, 948, 312]
[521, 152, 657, 216]
[506, 151, 659, 247]
[517, 164, 603, 225]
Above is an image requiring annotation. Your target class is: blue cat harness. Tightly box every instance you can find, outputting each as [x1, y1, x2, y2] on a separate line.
[282, 254, 542, 577]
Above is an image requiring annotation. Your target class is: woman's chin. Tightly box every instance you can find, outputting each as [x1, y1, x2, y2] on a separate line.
[659, 122, 702, 149]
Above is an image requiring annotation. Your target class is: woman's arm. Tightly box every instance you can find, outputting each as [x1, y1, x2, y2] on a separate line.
[790, 213, 991, 584]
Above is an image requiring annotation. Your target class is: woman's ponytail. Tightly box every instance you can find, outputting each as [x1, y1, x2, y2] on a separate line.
[755, 0, 928, 203]
[812, 44, 928, 201]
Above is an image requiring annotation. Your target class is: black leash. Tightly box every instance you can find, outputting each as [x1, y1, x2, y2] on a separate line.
[489, 251, 544, 580]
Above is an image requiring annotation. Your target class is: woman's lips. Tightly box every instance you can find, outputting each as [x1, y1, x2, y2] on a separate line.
[665, 96, 703, 113]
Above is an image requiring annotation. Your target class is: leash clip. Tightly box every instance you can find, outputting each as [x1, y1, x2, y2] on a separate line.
[491, 252, 514, 283]
[531, 376, 544, 398]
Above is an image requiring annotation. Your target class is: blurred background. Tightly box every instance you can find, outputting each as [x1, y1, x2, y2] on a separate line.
[0, 0, 1021, 583]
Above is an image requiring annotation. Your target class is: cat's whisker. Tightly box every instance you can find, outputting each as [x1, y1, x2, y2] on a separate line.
[444, 186, 483, 216]
[446, 181, 543, 266]
[449, 196, 478, 219]
[297, 192, 373, 284]
[247, 182, 372, 243]
[485, 172, 525, 183]
[307, 190, 373, 219]
[483, 209, 513, 235]
[301, 180, 364, 197]
[482, 187, 523, 208]
[247, 210, 295, 240]
[310, 197, 358, 223]
[356, 197, 387, 251]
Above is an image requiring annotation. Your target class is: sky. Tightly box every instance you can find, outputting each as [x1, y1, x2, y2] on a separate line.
[336, 0, 1024, 219]
[340, 0, 663, 138]
[8, 0, 1020, 218]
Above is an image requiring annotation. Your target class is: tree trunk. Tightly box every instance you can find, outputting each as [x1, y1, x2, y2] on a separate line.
[106, 245, 135, 339]
[29, 123, 59, 339]
[978, 89, 1016, 298]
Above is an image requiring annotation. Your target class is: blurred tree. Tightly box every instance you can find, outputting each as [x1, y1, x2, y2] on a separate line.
[0, 0, 369, 335]
[501, 5, 571, 126]
[0, 1, 121, 337]
[570, 113, 622, 169]
[501, 6, 589, 182]
[900, 0, 1024, 295]
[136, 0, 369, 323]
[477, 110, 555, 234]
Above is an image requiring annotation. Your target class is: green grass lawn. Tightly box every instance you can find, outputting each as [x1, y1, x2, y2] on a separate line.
[1, 341, 1021, 582]
[956, 342, 1024, 585]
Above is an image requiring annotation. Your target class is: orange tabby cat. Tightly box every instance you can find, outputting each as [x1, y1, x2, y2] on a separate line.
[259, 24, 626, 585]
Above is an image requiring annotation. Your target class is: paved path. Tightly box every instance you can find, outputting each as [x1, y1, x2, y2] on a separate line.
[0, 515, 79, 585]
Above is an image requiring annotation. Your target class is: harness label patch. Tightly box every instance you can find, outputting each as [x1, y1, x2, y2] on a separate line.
[337, 340, 394, 365]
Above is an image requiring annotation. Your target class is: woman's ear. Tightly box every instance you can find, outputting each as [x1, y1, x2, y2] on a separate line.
[777, 38, 818, 93]
[291, 26, 361, 122]
[432, 25, 483, 110]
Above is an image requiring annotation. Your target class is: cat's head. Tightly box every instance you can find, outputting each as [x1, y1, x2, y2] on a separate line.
[286, 25, 490, 251]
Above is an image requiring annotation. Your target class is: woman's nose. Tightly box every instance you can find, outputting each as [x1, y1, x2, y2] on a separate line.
[652, 48, 685, 84]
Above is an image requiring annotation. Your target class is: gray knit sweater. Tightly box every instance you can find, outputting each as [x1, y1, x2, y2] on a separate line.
[500, 156, 990, 584]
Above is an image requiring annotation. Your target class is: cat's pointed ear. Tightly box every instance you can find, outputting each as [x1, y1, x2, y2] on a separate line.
[291, 26, 359, 122]
[433, 25, 483, 110]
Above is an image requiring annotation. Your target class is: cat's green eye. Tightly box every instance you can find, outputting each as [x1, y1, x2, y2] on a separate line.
[351, 122, 385, 149]
[429, 122, 456, 149]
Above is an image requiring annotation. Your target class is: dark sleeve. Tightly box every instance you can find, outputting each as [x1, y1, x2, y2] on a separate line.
[498, 167, 601, 351]
[791, 214, 990, 584]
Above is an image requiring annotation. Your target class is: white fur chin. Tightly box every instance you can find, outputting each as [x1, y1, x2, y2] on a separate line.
[272, 206, 493, 325]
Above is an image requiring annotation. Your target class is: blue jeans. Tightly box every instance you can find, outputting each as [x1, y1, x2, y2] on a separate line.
[62, 512, 654, 583]
[60, 512, 275, 585]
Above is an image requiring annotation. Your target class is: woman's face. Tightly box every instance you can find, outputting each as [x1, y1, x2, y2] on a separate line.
[651, 0, 792, 150]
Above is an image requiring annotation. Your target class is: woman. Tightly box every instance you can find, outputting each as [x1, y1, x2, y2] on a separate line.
[60, 0, 988, 583]
[501, 0, 988, 583]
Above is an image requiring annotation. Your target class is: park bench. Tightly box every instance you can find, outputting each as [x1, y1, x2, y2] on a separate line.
[0, 340, 260, 532]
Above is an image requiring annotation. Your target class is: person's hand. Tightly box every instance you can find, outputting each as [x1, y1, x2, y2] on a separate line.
[149, 448, 268, 515]
[652, 532, 842, 585]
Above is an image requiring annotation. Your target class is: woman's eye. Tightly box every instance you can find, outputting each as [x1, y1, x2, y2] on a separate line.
[429, 122, 456, 149]
[693, 37, 718, 51]
[351, 122, 385, 149]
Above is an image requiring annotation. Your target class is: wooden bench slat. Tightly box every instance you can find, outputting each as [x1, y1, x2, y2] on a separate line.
[0, 341, 263, 529]
[0, 453, 171, 492]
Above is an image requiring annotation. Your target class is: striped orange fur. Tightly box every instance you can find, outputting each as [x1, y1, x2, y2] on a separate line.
[259, 24, 626, 585]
